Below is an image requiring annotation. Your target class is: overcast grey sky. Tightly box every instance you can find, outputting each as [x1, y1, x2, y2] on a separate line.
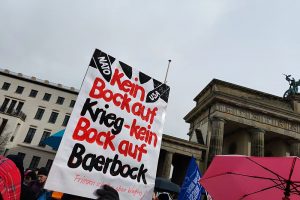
[1, 0, 299, 139]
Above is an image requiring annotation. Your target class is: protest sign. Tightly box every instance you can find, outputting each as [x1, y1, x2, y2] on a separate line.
[45, 49, 170, 199]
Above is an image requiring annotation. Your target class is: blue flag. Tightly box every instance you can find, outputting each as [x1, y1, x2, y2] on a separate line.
[178, 157, 205, 200]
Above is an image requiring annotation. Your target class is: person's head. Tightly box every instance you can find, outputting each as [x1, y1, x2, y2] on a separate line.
[24, 170, 37, 185]
[95, 185, 119, 200]
[37, 167, 48, 184]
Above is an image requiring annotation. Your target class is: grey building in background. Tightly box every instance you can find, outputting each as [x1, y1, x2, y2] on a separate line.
[0, 68, 78, 170]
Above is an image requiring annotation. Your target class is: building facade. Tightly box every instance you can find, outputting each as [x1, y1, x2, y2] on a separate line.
[185, 79, 300, 168]
[0, 68, 78, 170]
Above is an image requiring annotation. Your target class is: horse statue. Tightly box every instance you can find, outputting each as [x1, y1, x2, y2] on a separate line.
[283, 74, 300, 98]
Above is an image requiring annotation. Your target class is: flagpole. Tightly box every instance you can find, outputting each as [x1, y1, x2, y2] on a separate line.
[164, 60, 172, 84]
[79, 66, 89, 91]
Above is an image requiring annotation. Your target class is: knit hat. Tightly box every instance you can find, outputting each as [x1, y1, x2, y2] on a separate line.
[25, 170, 37, 181]
[38, 167, 48, 176]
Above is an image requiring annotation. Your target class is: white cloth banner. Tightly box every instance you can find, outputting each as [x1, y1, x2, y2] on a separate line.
[45, 49, 170, 199]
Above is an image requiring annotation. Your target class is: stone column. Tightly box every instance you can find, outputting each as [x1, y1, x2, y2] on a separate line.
[290, 142, 300, 157]
[161, 151, 173, 179]
[290, 94, 300, 114]
[250, 128, 265, 157]
[208, 117, 225, 165]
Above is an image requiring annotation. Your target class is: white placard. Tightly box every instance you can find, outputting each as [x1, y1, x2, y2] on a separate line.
[45, 49, 170, 199]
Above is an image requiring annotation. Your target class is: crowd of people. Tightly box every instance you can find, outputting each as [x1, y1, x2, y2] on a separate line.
[0, 155, 122, 200]
[0, 154, 175, 200]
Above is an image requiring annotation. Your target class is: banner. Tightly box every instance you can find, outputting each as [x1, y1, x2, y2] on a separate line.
[45, 49, 170, 199]
[178, 157, 204, 200]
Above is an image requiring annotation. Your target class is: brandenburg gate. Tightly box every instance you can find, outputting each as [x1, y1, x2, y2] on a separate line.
[157, 78, 300, 186]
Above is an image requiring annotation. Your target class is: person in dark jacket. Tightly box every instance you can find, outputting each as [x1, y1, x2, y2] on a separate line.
[24, 170, 37, 186]
[28, 167, 51, 199]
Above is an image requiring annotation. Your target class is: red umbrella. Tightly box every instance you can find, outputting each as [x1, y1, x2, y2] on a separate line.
[200, 155, 300, 200]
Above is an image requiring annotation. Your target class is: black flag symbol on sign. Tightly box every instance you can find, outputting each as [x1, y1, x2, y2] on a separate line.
[118, 61, 170, 103]
[89, 49, 116, 82]
[146, 79, 170, 103]
[119, 61, 133, 79]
